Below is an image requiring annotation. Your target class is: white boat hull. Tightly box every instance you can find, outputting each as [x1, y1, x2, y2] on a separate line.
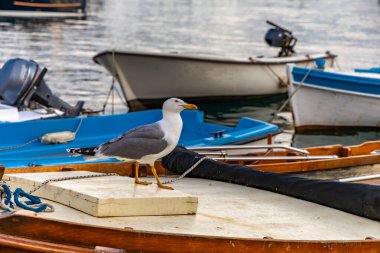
[93, 51, 335, 109]
[287, 65, 380, 129]
[290, 83, 380, 128]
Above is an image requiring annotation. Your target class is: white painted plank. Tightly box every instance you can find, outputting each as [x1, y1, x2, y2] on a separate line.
[4, 171, 198, 217]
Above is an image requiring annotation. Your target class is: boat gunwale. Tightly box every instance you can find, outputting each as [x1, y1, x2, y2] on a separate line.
[293, 67, 380, 84]
[93, 50, 337, 66]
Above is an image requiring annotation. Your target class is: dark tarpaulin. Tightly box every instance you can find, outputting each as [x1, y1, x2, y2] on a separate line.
[162, 147, 380, 221]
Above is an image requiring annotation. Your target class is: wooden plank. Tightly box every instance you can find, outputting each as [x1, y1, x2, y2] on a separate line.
[4, 172, 198, 217]
[0, 213, 379, 253]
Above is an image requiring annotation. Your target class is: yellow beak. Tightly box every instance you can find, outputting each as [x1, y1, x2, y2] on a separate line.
[182, 103, 198, 110]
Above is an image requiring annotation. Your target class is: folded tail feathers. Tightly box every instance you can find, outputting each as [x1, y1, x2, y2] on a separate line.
[67, 147, 97, 156]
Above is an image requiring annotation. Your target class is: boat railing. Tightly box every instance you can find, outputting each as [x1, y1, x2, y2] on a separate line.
[211, 155, 338, 162]
[188, 144, 310, 155]
[188, 145, 340, 162]
[338, 174, 380, 183]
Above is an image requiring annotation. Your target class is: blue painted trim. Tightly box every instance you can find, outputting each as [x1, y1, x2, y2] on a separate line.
[355, 67, 380, 74]
[292, 67, 380, 95]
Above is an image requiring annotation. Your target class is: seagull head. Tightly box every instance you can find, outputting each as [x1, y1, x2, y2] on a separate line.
[163, 98, 198, 113]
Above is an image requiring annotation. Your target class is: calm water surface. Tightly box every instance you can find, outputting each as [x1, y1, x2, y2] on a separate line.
[0, 0, 379, 147]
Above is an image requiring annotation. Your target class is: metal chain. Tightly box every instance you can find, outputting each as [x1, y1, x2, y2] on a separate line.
[0, 138, 40, 152]
[28, 173, 119, 194]
[161, 156, 208, 184]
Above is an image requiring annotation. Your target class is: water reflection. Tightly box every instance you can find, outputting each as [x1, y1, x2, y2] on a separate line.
[293, 129, 380, 148]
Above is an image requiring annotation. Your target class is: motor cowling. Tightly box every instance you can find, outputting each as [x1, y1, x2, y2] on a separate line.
[264, 21, 298, 57]
[0, 58, 84, 117]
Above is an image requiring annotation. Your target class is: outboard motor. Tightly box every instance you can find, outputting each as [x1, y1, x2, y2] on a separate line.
[0, 58, 84, 117]
[264, 20, 298, 57]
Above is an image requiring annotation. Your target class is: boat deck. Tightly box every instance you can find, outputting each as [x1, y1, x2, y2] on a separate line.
[34, 176, 380, 240]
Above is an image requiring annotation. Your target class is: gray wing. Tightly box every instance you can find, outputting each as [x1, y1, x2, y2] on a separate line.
[96, 122, 169, 159]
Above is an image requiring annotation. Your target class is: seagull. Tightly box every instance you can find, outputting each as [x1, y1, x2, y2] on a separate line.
[67, 98, 197, 190]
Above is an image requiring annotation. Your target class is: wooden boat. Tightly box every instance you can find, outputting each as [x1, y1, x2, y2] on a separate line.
[93, 21, 336, 110]
[1, 141, 380, 252]
[6, 140, 380, 176]
[287, 64, 380, 130]
[0, 109, 280, 168]
[0, 0, 86, 19]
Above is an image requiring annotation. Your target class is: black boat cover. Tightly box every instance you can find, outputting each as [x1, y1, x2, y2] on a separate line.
[162, 147, 380, 221]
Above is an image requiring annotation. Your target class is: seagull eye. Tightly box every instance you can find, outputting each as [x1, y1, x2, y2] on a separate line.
[174, 99, 179, 103]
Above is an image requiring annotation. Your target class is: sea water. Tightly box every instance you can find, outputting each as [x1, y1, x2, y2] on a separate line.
[0, 0, 379, 147]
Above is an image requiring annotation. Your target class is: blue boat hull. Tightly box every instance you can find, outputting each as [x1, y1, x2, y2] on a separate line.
[0, 110, 280, 168]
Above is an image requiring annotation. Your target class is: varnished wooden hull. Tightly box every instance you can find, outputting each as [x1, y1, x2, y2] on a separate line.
[0, 212, 379, 253]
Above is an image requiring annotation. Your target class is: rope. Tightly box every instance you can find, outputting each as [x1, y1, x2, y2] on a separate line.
[13, 188, 54, 212]
[0, 182, 53, 213]
[0, 183, 14, 212]
[161, 156, 208, 184]
[101, 49, 129, 114]
[73, 116, 84, 135]
[270, 67, 313, 122]
[334, 57, 342, 71]
[265, 65, 288, 87]
[248, 148, 274, 165]
[249, 57, 287, 87]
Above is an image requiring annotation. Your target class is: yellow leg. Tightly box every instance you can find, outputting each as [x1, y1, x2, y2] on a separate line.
[134, 162, 152, 186]
[151, 165, 173, 190]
